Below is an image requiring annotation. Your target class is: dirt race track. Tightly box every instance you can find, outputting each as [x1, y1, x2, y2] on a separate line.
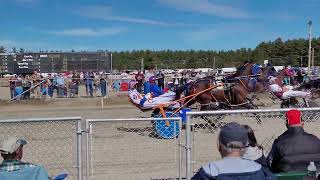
[1, 89, 320, 180]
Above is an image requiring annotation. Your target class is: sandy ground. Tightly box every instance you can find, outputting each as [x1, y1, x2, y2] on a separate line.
[1, 88, 320, 180]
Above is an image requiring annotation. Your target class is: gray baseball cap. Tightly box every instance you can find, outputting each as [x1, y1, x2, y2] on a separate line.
[0, 137, 27, 154]
[219, 122, 248, 148]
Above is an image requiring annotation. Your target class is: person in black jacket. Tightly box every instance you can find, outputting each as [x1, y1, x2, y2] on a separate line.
[192, 122, 276, 180]
[267, 109, 320, 173]
[242, 125, 267, 167]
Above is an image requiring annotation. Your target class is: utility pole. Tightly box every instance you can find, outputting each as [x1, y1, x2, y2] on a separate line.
[312, 48, 315, 69]
[141, 58, 144, 72]
[300, 56, 303, 68]
[308, 20, 312, 75]
[110, 53, 113, 73]
[213, 56, 216, 69]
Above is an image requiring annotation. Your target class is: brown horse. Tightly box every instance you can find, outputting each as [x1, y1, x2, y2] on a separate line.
[225, 63, 267, 94]
[174, 78, 259, 128]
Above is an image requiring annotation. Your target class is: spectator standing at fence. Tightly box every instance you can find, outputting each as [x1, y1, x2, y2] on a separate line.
[192, 122, 276, 180]
[0, 137, 50, 180]
[8, 76, 16, 99]
[24, 75, 32, 99]
[47, 74, 54, 97]
[15, 75, 23, 100]
[56, 74, 65, 97]
[242, 125, 267, 167]
[84, 71, 94, 97]
[100, 73, 108, 98]
[72, 72, 80, 97]
[267, 109, 320, 173]
[52, 74, 58, 97]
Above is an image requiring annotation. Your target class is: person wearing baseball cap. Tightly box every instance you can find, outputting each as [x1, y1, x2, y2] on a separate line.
[0, 137, 49, 180]
[267, 109, 320, 173]
[192, 122, 276, 180]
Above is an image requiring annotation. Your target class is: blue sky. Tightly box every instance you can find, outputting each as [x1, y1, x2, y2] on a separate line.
[0, 0, 319, 51]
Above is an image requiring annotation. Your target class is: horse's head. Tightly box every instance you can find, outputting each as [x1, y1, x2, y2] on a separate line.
[234, 63, 253, 77]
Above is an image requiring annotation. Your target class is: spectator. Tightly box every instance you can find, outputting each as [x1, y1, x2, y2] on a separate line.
[0, 137, 50, 180]
[24, 75, 32, 99]
[100, 74, 107, 98]
[72, 72, 80, 97]
[157, 71, 165, 90]
[242, 125, 267, 167]
[47, 74, 54, 97]
[84, 72, 94, 97]
[192, 122, 276, 180]
[56, 74, 65, 97]
[40, 77, 48, 97]
[8, 76, 16, 99]
[15, 75, 23, 100]
[52, 74, 58, 96]
[112, 80, 121, 96]
[267, 110, 320, 173]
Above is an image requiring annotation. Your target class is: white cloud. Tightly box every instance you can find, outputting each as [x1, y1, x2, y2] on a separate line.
[77, 5, 169, 25]
[157, 0, 249, 19]
[50, 27, 127, 37]
[0, 40, 15, 46]
[183, 22, 258, 41]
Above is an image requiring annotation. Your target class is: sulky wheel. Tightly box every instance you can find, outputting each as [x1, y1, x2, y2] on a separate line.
[152, 111, 180, 139]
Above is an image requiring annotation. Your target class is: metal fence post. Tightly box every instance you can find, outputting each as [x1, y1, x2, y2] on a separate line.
[179, 118, 182, 180]
[77, 120, 83, 180]
[185, 114, 192, 180]
[85, 120, 91, 180]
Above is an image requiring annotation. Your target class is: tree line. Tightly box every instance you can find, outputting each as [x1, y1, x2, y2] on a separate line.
[112, 37, 320, 70]
[1, 37, 320, 70]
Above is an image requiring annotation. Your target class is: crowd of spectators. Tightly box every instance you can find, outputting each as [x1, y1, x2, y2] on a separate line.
[192, 109, 320, 180]
[7, 71, 109, 100]
[4, 67, 212, 101]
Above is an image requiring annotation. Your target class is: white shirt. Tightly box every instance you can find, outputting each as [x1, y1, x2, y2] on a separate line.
[269, 84, 282, 93]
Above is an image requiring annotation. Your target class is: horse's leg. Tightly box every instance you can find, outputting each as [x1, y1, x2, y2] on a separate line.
[233, 85, 261, 124]
[197, 94, 221, 130]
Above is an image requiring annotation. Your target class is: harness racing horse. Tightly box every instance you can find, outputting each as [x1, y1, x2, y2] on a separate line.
[226, 62, 267, 93]
[175, 78, 260, 129]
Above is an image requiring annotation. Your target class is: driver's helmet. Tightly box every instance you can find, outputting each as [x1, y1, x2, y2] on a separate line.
[269, 77, 277, 84]
[149, 76, 156, 83]
[129, 80, 138, 89]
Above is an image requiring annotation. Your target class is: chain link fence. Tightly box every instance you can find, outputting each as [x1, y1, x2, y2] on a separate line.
[0, 117, 82, 180]
[185, 108, 320, 179]
[85, 118, 183, 180]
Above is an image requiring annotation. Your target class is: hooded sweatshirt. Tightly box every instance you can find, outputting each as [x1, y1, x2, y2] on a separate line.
[243, 146, 267, 167]
[192, 157, 276, 180]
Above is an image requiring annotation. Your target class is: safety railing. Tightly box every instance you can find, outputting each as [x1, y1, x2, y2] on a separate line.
[85, 117, 183, 180]
[185, 107, 320, 180]
[2, 108, 320, 180]
[0, 117, 83, 180]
